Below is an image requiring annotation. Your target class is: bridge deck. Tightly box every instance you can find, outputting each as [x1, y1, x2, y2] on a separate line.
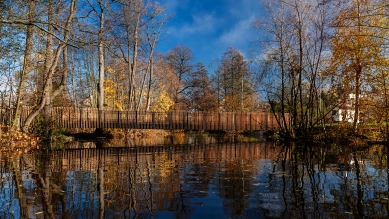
[5, 107, 284, 131]
[53, 108, 280, 130]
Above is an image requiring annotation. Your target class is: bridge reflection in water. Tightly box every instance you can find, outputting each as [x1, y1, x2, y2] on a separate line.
[1, 142, 388, 218]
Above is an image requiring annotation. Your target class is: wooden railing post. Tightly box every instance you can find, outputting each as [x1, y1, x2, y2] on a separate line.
[186, 112, 189, 130]
[60, 108, 63, 128]
[104, 111, 106, 129]
[79, 108, 82, 129]
[135, 111, 138, 129]
[152, 112, 155, 129]
[249, 113, 252, 130]
[169, 112, 172, 130]
[117, 111, 120, 128]
[126, 111, 129, 129]
[234, 113, 237, 131]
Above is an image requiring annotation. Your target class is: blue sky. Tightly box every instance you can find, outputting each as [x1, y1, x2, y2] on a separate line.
[158, 0, 264, 72]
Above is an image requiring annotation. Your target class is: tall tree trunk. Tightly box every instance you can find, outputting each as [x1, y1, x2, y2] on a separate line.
[12, 0, 35, 131]
[145, 57, 153, 111]
[353, 1, 362, 133]
[0, 0, 4, 50]
[136, 71, 146, 111]
[43, 0, 54, 136]
[381, 70, 389, 143]
[127, 38, 135, 110]
[297, 11, 304, 133]
[97, 8, 105, 111]
[128, 1, 142, 111]
[21, 0, 77, 132]
[144, 31, 158, 111]
[353, 67, 361, 132]
[71, 51, 78, 107]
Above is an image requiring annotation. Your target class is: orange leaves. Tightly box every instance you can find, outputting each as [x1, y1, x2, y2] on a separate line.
[329, 0, 389, 128]
[330, 0, 388, 90]
[0, 128, 39, 151]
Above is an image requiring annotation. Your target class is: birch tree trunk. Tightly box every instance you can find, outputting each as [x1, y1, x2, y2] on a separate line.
[127, 1, 142, 111]
[145, 57, 154, 111]
[0, 0, 4, 46]
[43, 0, 54, 136]
[144, 6, 169, 111]
[12, 0, 35, 131]
[97, 4, 105, 111]
[71, 51, 78, 107]
[21, 0, 77, 132]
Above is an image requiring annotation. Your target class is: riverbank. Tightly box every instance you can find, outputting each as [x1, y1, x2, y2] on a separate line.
[1, 123, 388, 151]
[0, 129, 40, 151]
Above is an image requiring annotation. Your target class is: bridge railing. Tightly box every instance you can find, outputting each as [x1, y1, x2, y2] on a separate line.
[0, 107, 286, 131]
[50, 108, 283, 131]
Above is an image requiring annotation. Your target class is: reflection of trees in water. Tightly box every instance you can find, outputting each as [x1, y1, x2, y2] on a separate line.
[215, 144, 255, 217]
[267, 143, 389, 219]
[327, 146, 389, 218]
[10, 154, 29, 218]
[57, 143, 275, 218]
[2, 142, 389, 218]
[217, 157, 255, 216]
[0, 154, 16, 218]
[27, 150, 67, 219]
[95, 132, 259, 148]
[2, 149, 67, 219]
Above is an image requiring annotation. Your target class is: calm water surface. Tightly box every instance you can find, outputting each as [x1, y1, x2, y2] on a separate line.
[1, 141, 389, 219]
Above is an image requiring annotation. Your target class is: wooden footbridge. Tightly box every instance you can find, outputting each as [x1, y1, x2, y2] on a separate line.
[13, 107, 285, 131]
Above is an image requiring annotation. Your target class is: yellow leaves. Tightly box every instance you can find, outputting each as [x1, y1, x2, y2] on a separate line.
[104, 76, 126, 111]
[223, 94, 256, 112]
[106, 67, 115, 74]
[114, 103, 123, 111]
[224, 95, 240, 112]
[330, 0, 388, 81]
[150, 91, 174, 112]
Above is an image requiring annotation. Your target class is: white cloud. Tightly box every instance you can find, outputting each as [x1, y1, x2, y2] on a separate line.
[168, 13, 217, 38]
[219, 16, 255, 47]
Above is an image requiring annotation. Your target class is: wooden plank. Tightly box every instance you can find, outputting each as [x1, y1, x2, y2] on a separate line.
[249, 113, 252, 130]
[103, 111, 106, 129]
[205, 112, 208, 130]
[152, 113, 155, 129]
[201, 112, 204, 130]
[181, 111, 184, 129]
[44, 107, 286, 131]
[227, 112, 231, 130]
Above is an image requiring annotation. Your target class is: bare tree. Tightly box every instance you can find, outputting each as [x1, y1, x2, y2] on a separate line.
[166, 45, 194, 110]
[256, 0, 332, 138]
[143, 2, 170, 111]
[114, 0, 144, 110]
[189, 62, 217, 111]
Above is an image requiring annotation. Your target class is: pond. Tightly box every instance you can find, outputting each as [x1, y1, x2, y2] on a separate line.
[1, 140, 389, 218]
